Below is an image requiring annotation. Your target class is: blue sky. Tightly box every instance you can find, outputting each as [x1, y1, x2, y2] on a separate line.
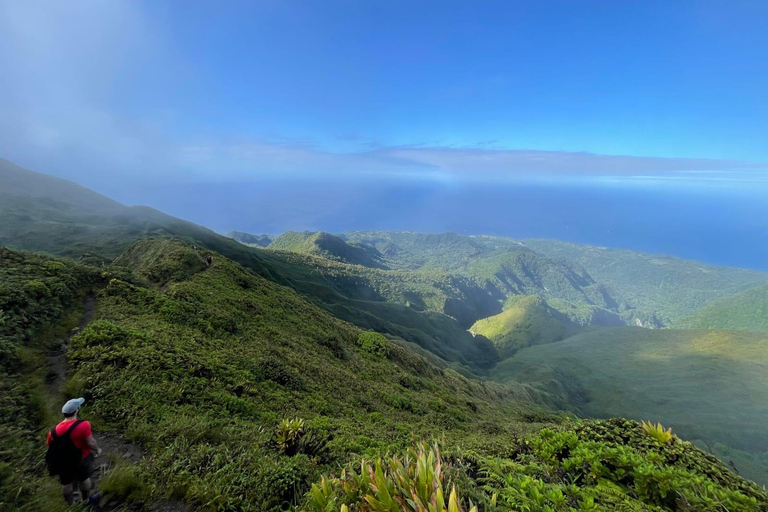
[0, 1, 767, 267]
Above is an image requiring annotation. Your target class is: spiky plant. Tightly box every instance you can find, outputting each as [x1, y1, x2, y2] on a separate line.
[276, 417, 306, 455]
[641, 420, 673, 445]
[304, 442, 478, 512]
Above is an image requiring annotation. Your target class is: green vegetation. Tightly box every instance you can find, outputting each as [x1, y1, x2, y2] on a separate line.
[98, 461, 148, 503]
[62, 240, 544, 510]
[306, 420, 768, 511]
[0, 248, 99, 511]
[356, 332, 390, 357]
[525, 239, 768, 325]
[493, 326, 768, 484]
[269, 231, 386, 269]
[673, 284, 768, 332]
[305, 442, 477, 512]
[340, 231, 626, 324]
[641, 421, 674, 445]
[4, 160, 768, 510]
[0, 159, 275, 277]
[255, 249, 501, 370]
[469, 295, 575, 357]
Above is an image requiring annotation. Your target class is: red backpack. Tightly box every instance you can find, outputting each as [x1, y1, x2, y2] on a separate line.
[45, 420, 83, 476]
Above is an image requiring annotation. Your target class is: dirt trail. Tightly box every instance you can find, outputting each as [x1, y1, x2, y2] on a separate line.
[46, 295, 96, 396]
[45, 295, 188, 511]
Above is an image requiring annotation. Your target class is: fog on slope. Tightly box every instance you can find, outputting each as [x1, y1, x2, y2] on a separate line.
[102, 176, 768, 271]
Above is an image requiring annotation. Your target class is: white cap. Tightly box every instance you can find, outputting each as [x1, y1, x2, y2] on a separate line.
[62, 397, 85, 415]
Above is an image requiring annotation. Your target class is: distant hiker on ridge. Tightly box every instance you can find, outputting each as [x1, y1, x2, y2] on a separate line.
[46, 398, 102, 505]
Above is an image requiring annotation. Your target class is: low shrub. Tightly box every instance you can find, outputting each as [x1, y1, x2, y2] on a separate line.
[356, 332, 389, 357]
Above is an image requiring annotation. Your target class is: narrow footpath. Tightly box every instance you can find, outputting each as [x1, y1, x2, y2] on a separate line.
[46, 295, 187, 511]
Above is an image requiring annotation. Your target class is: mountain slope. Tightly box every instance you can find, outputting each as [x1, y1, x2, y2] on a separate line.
[65, 241, 544, 509]
[320, 231, 630, 325]
[525, 239, 768, 325]
[0, 161, 498, 370]
[470, 295, 576, 357]
[0, 242, 546, 510]
[0, 160, 277, 278]
[253, 249, 501, 369]
[493, 326, 768, 485]
[269, 231, 387, 268]
[6, 243, 767, 511]
[673, 284, 768, 332]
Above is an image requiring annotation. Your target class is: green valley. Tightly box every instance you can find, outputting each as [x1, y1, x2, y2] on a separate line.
[493, 327, 768, 485]
[469, 295, 576, 357]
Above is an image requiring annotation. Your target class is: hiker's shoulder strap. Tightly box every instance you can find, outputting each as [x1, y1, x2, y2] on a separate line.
[64, 419, 84, 436]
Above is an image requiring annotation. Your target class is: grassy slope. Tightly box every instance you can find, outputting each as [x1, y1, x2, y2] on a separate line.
[269, 231, 386, 269]
[341, 231, 648, 326]
[469, 295, 576, 357]
[294, 231, 629, 326]
[65, 240, 546, 510]
[525, 239, 768, 325]
[0, 159, 276, 276]
[5, 243, 766, 512]
[0, 248, 101, 511]
[253, 249, 501, 370]
[673, 284, 768, 332]
[493, 326, 768, 484]
[0, 161, 499, 370]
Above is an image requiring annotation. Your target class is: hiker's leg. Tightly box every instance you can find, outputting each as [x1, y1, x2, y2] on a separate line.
[78, 478, 92, 501]
[62, 483, 75, 504]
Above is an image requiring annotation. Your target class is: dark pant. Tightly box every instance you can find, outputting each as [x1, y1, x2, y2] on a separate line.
[58, 454, 95, 485]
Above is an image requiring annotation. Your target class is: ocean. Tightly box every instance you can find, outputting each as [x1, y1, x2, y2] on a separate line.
[108, 175, 768, 271]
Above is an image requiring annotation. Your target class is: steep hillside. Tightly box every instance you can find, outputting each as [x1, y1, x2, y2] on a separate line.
[0, 158, 124, 213]
[673, 284, 768, 332]
[0, 249, 101, 511]
[0, 162, 502, 370]
[470, 295, 576, 357]
[493, 326, 768, 485]
[525, 239, 768, 325]
[342, 231, 527, 271]
[269, 231, 387, 268]
[254, 249, 501, 369]
[342, 231, 649, 326]
[59, 241, 544, 510]
[0, 159, 275, 279]
[5, 243, 766, 512]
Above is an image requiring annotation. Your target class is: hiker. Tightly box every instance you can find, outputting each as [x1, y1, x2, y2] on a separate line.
[206, 255, 213, 266]
[46, 397, 102, 505]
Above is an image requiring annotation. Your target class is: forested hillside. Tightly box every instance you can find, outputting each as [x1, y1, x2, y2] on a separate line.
[524, 239, 768, 324]
[673, 284, 768, 332]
